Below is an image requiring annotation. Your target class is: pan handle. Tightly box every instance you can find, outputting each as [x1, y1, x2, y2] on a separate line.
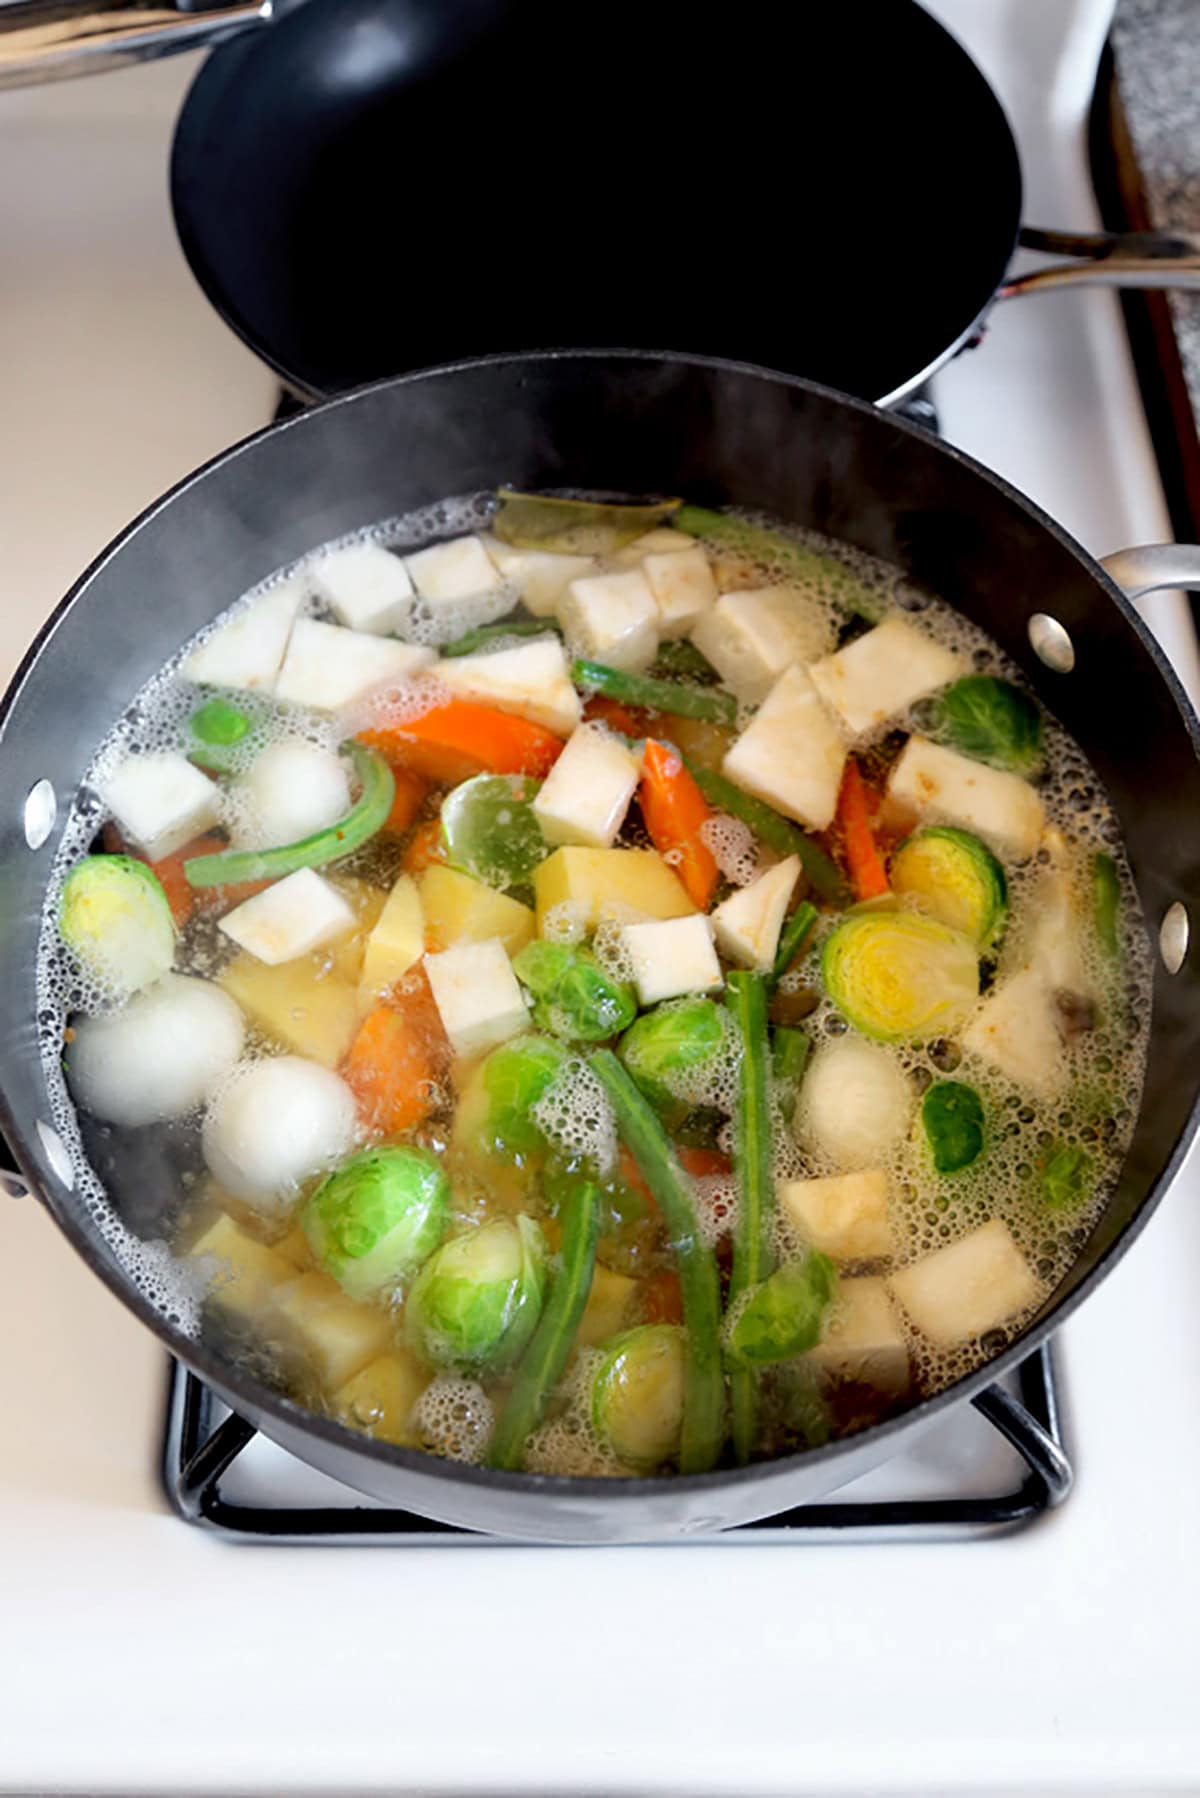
[1001, 225, 1200, 299]
[0, 1134, 30, 1200]
[1100, 543, 1200, 599]
[0, 0, 272, 89]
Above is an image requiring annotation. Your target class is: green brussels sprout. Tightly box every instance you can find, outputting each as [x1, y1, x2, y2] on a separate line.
[59, 855, 175, 995]
[1092, 851, 1121, 960]
[726, 1254, 838, 1365]
[405, 1215, 548, 1371]
[930, 675, 1044, 775]
[451, 1034, 569, 1186]
[590, 1324, 686, 1469]
[921, 1080, 986, 1175]
[618, 997, 727, 1116]
[301, 1145, 449, 1301]
[821, 909, 979, 1042]
[1040, 1141, 1093, 1212]
[439, 774, 549, 892]
[890, 827, 1008, 952]
[513, 940, 637, 1043]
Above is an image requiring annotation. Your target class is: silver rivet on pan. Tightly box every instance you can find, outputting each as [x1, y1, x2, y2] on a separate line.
[1160, 902, 1189, 975]
[36, 1120, 74, 1189]
[1028, 613, 1075, 672]
[23, 779, 56, 850]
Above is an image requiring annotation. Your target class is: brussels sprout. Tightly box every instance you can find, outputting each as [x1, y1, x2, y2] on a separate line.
[1092, 851, 1121, 960]
[890, 827, 1008, 952]
[513, 940, 637, 1043]
[439, 773, 549, 893]
[930, 675, 1044, 775]
[590, 1324, 686, 1469]
[301, 1146, 450, 1301]
[618, 997, 726, 1115]
[405, 1215, 548, 1371]
[726, 1254, 838, 1365]
[1040, 1141, 1093, 1212]
[59, 855, 175, 995]
[921, 1080, 985, 1175]
[821, 909, 979, 1042]
[451, 1034, 569, 1180]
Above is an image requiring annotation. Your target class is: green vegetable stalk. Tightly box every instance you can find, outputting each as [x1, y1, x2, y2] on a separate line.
[571, 659, 737, 726]
[183, 743, 394, 888]
[771, 1027, 811, 1111]
[442, 617, 562, 658]
[671, 506, 884, 622]
[768, 901, 818, 993]
[725, 972, 774, 1464]
[653, 638, 719, 683]
[684, 763, 848, 903]
[1092, 852, 1121, 959]
[487, 1181, 601, 1472]
[589, 1049, 724, 1473]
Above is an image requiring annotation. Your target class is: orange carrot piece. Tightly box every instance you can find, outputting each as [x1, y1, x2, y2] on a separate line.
[678, 1147, 732, 1180]
[401, 816, 446, 875]
[360, 699, 564, 784]
[382, 767, 429, 837]
[642, 1269, 684, 1326]
[638, 738, 719, 909]
[342, 975, 447, 1137]
[836, 759, 889, 901]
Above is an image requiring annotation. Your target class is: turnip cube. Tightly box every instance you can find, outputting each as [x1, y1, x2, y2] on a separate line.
[480, 536, 594, 617]
[889, 1219, 1040, 1346]
[612, 528, 696, 564]
[100, 752, 219, 861]
[780, 1169, 893, 1260]
[437, 637, 581, 735]
[424, 939, 529, 1059]
[532, 724, 640, 848]
[642, 546, 717, 638]
[722, 665, 847, 831]
[809, 615, 964, 736]
[961, 967, 1065, 1096]
[404, 535, 504, 602]
[710, 856, 799, 970]
[809, 1277, 910, 1395]
[691, 587, 834, 704]
[274, 618, 433, 711]
[886, 736, 1044, 860]
[219, 868, 356, 965]
[182, 577, 305, 693]
[621, 914, 723, 1006]
[559, 569, 659, 672]
[308, 542, 414, 636]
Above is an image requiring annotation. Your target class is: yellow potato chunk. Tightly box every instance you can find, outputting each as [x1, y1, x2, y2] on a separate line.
[217, 953, 358, 1069]
[326, 877, 387, 983]
[419, 864, 535, 956]
[188, 1213, 294, 1317]
[357, 874, 424, 1009]
[575, 1263, 638, 1348]
[533, 847, 694, 934]
[334, 1350, 429, 1445]
[272, 1224, 315, 1273]
[268, 1271, 394, 1391]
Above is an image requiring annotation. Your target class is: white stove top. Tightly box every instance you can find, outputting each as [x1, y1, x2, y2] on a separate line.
[3, 3, 1200, 1791]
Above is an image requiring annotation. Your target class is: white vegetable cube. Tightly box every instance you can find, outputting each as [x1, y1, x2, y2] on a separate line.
[722, 664, 847, 832]
[691, 587, 834, 704]
[307, 542, 414, 636]
[780, 1170, 893, 1261]
[710, 856, 799, 970]
[611, 528, 696, 564]
[274, 618, 433, 711]
[219, 868, 357, 965]
[888, 1219, 1040, 1347]
[100, 752, 219, 861]
[532, 725, 640, 848]
[559, 569, 659, 672]
[886, 736, 1044, 860]
[437, 637, 582, 735]
[480, 536, 594, 617]
[424, 939, 529, 1059]
[357, 875, 424, 1008]
[404, 534, 504, 602]
[182, 577, 306, 693]
[809, 615, 964, 736]
[961, 967, 1065, 1097]
[808, 1277, 910, 1395]
[620, 915, 723, 1006]
[642, 547, 717, 638]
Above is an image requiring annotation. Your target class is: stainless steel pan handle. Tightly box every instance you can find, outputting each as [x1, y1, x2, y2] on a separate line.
[0, 0, 272, 88]
[1002, 226, 1200, 299]
[1101, 543, 1200, 600]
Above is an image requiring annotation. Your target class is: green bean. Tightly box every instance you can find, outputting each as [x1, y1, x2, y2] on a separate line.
[653, 638, 719, 683]
[1092, 851, 1121, 960]
[685, 764, 848, 903]
[571, 659, 737, 726]
[768, 901, 819, 993]
[441, 617, 561, 658]
[771, 1026, 811, 1109]
[673, 506, 883, 622]
[724, 972, 774, 1465]
[487, 1180, 601, 1471]
[590, 1050, 724, 1473]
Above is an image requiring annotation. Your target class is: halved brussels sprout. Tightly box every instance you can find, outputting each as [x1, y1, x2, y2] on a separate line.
[930, 675, 1044, 775]
[60, 855, 175, 995]
[405, 1215, 548, 1372]
[921, 1080, 985, 1175]
[440, 774, 549, 893]
[590, 1323, 686, 1469]
[890, 827, 1008, 952]
[821, 909, 979, 1042]
[513, 940, 636, 1043]
[301, 1145, 449, 1301]
[1040, 1141, 1093, 1212]
[726, 1254, 837, 1365]
[450, 1034, 569, 1189]
[617, 997, 727, 1117]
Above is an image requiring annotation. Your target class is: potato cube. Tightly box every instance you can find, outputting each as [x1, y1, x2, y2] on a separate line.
[642, 546, 717, 638]
[218, 868, 356, 966]
[809, 615, 964, 736]
[886, 736, 1044, 860]
[559, 569, 659, 671]
[888, 1220, 1040, 1347]
[100, 751, 219, 862]
[710, 856, 799, 970]
[273, 1223, 315, 1273]
[308, 541, 414, 636]
[274, 618, 433, 711]
[334, 1350, 429, 1444]
[480, 536, 594, 616]
[182, 578, 306, 693]
[357, 875, 424, 1007]
[437, 637, 582, 736]
[722, 664, 847, 831]
[217, 954, 359, 1068]
[418, 864, 535, 956]
[961, 967, 1065, 1097]
[533, 846, 694, 934]
[692, 587, 834, 704]
[611, 528, 696, 564]
[424, 938, 529, 1059]
[189, 1212, 294, 1316]
[575, 1264, 638, 1348]
[780, 1169, 893, 1260]
[532, 724, 640, 848]
[621, 914, 722, 1005]
[809, 1277, 910, 1395]
[269, 1271, 394, 1390]
[404, 534, 504, 601]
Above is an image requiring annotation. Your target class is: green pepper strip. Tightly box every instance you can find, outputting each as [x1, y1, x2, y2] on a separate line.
[442, 617, 562, 659]
[572, 659, 737, 726]
[183, 743, 395, 888]
[673, 506, 884, 623]
[768, 901, 818, 994]
[487, 1181, 601, 1472]
[685, 764, 848, 903]
[725, 972, 774, 1465]
[590, 1050, 725, 1474]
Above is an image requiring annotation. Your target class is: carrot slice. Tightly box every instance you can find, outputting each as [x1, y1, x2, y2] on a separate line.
[360, 699, 564, 784]
[342, 974, 447, 1136]
[381, 767, 429, 837]
[836, 758, 890, 902]
[638, 739, 719, 909]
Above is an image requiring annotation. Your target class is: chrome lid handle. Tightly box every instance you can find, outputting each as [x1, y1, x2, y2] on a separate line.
[0, 0, 272, 88]
[1101, 544, 1200, 601]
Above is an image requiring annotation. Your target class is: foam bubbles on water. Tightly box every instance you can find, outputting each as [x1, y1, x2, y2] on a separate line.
[699, 813, 758, 887]
[412, 1375, 493, 1464]
[533, 1057, 617, 1177]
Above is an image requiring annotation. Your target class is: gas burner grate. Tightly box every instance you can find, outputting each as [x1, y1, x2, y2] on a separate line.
[161, 1344, 1070, 1545]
